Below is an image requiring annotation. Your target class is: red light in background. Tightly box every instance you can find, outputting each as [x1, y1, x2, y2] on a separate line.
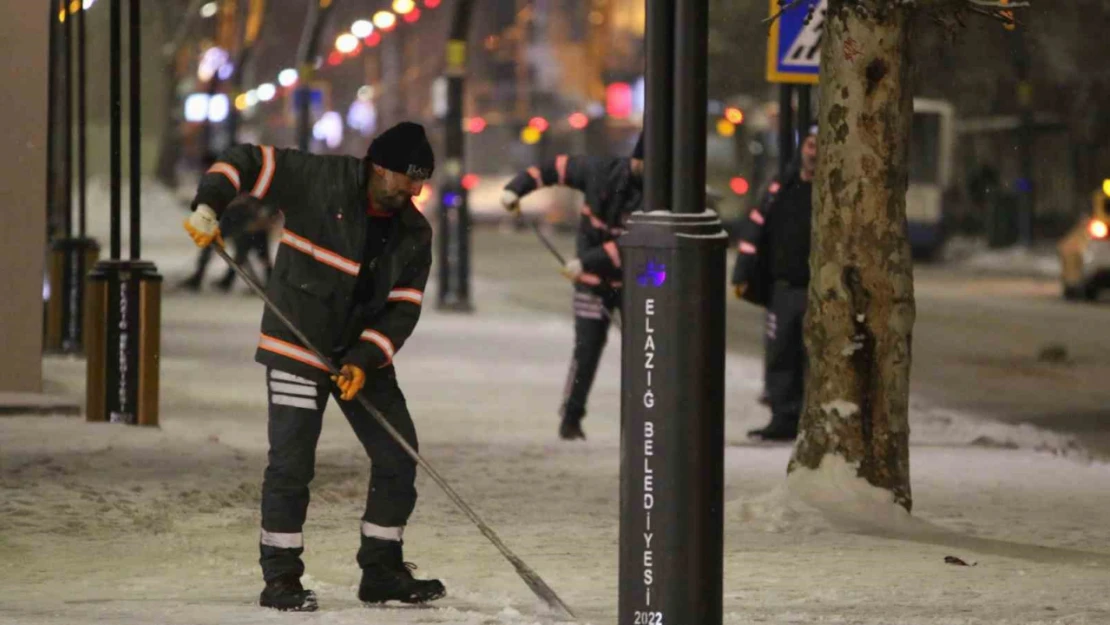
[606, 82, 632, 119]
[350, 42, 363, 56]
[465, 117, 487, 133]
[724, 106, 745, 125]
[327, 51, 343, 66]
[729, 177, 750, 196]
[528, 116, 549, 132]
[403, 7, 420, 22]
[461, 174, 480, 190]
[424, 0, 440, 7]
[568, 112, 589, 130]
[365, 31, 382, 47]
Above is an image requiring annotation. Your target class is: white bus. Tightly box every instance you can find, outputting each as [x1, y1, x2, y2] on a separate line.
[907, 98, 956, 258]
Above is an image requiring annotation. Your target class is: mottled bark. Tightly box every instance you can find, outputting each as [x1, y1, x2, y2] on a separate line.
[788, 0, 917, 512]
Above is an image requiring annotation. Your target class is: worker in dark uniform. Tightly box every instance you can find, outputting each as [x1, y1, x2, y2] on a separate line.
[184, 122, 444, 611]
[500, 135, 644, 440]
[731, 122, 818, 441]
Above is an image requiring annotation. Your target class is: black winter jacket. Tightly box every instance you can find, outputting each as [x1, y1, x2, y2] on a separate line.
[193, 144, 432, 384]
[730, 167, 812, 307]
[504, 154, 642, 293]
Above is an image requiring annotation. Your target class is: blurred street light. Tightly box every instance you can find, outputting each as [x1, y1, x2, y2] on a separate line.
[568, 112, 589, 130]
[724, 106, 745, 125]
[461, 173, 480, 190]
[200, 2, 218, 18]
[184, 93, 210, 122]
[208, 94, 230, 123]
[465, 117, 487, 133]
[234, 94, 250, 111]
[521, 126, 542, 145]
[351, 19, 374, 38]
[357, 85, 374, 101]
[278, 68, 299, 87]
[403, 8, 421, 23]
[373, 11, 397, 30]
[606, 82, 632, 119]
[729, 177, 750, 196]
[424, 0, 441, 7]
[528, 116, 549, 132]
[335, 33, 359, 54]
[716, 119, 736, 137]
[257, 83, 277, 102]
[365, 31, 383, 47]
[392, 0, 416, 14]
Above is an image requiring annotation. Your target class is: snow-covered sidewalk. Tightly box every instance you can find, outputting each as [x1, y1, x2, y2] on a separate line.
[3, 181, 1108, 624]
[4, 276, 1110, 624]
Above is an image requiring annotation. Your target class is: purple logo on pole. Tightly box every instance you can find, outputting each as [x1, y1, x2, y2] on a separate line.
[637, 261, 667, 288]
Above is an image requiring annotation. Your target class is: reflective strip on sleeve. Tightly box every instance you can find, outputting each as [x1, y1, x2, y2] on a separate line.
[749, 209, 765, 225]
[555, 155, 568, 185]
[387, 288, 424, 305]
[603, 241, 621, 268]
[251, 145, 276, 199]
[527, 166, 543, 188]
[581, 206, 608, 231]
[359, 330, 396, 366]
[739, 241, 757, 255]
[577, 273, 602, 286]
[280, 229, 361, 276]
[258, 334, 330, 372]
[207, 162, 241, 191]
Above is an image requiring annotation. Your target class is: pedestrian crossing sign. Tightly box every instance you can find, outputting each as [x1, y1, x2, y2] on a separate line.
[766, 0, 826, 84]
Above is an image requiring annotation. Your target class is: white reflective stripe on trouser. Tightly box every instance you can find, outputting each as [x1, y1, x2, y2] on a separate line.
[272, 394, 319, 410]
[270, 370, 315, 385]
[361, 521, 404, 541]
[261, 530, 303, 549]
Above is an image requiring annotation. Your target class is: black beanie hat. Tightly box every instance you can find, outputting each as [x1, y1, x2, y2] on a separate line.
[631, 132, 644, 160]
[366, 121, 435, 179]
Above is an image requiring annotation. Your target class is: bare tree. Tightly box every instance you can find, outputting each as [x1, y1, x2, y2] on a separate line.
[787, 0, 1025, 512]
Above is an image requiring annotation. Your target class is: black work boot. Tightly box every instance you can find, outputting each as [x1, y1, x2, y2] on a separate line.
[559, 415, 586, 440]
[357, 537, 446, 605]
[259, 575, 318, 612]
[747, 414, 799, 442]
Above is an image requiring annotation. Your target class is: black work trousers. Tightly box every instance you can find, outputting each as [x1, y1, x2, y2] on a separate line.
[765, 281, 808, 429]
[560, 288, 620, 423]
[258, 367, 418, 582]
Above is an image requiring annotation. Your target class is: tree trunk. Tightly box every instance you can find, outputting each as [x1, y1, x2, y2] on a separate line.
[787, 0, 917, 512]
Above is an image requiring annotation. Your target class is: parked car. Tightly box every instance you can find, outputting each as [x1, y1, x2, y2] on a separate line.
[1058, 187, 1110, 301]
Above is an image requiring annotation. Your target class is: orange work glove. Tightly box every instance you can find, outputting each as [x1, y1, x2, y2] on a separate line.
[331, 364, 366, 401]
[183, 204, 223, 248]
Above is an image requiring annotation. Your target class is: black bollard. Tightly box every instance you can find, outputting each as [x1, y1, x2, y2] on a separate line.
[618, 0, 726, 622]
[86, 0, 162, 426]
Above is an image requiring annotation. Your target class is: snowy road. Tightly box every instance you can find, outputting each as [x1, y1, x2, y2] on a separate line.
[470, 227, 1110, 460]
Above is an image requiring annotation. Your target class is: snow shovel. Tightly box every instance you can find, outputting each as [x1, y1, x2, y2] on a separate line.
[211, 243, 577, 620]
[530, 221, 621, 331]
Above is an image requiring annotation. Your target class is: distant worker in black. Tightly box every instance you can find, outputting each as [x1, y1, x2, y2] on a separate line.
[731, 122, 818, 442]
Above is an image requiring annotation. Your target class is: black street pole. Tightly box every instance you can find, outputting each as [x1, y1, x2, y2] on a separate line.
[436, 0, 475, 311]
[643, 0, 674, 213]
[78, 0, 88, 238]
[63, 0, 73, 239]
[1015, 28, 1034, 248]
[130, 0, 141, 260]
[110, 0, 122, 260]
[797, 85, 812, 133]
[778, 84, 795, 175]
[295, 0, 334, 152]
[46, 1, 58, 241]
[619, 0, 726, 622]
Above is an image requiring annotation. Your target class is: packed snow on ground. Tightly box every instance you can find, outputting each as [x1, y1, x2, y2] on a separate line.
[5, 182, 1107, 624]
